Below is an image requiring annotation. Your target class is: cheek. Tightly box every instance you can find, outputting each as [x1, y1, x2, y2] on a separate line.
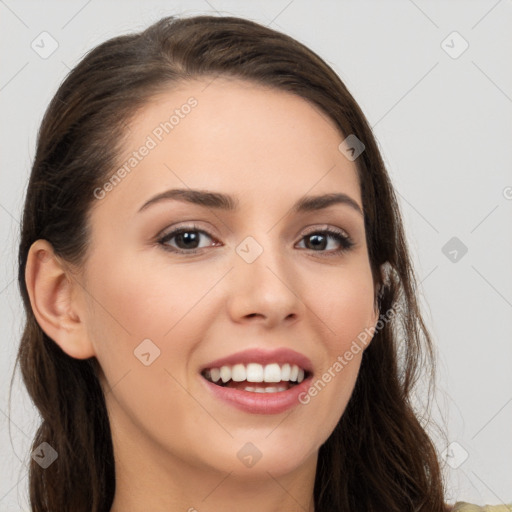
[85, 249, 215, 341]
[314, 264, 376, 342]
[83, 255, 218, 455]
[83, 250, 227, 392]
[295, 266, 374, 432]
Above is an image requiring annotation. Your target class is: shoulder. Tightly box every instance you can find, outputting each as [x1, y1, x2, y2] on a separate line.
[446, 502, 512, 512]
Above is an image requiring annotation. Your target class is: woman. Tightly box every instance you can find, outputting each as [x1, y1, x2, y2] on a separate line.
[14, 14, 508, 512]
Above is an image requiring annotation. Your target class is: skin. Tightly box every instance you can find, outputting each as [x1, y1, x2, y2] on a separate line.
[25, 77, 380, 512]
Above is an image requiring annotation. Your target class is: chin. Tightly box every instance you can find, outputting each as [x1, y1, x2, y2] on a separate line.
[198, 431, 319, 480]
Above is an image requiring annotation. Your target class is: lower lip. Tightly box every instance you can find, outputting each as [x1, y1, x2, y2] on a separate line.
[201, 376, 312, 414]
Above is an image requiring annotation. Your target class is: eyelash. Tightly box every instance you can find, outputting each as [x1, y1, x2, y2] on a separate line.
[157, 224, 355, 257]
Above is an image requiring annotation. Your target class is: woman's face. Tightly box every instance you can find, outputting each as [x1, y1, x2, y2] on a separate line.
[81, 77, 379, 482]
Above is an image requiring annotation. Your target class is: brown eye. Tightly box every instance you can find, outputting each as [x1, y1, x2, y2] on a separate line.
[158, 225, 217, 254]
[297, 229, 354, 255]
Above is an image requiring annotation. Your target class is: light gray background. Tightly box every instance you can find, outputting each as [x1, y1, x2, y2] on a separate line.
[1, 0, 511, 509]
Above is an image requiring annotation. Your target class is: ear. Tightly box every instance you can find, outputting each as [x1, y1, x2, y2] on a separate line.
[24, 239, 96, 359]
[372, 260, 391, 321]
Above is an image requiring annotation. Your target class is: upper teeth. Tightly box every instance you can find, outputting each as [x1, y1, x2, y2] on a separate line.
[206, 363, 305, 384]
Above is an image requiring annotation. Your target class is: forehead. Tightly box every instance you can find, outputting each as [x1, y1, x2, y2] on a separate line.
[91, 77, 362, 220]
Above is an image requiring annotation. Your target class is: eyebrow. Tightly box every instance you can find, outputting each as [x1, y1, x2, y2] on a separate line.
[138, 188, 363, 216]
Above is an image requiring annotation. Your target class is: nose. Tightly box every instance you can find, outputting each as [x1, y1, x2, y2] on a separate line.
[225, 236, 303, 328]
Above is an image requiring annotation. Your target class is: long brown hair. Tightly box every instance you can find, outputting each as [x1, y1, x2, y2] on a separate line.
[13, 14, 448, 511]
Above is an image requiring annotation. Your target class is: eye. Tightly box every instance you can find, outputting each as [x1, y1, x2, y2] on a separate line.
[158, 224, 218, 254]
[296, 227, 355, 256]
[157, 224, 355, 256]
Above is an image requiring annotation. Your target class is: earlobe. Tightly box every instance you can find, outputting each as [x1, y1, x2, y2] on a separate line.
[24, 239, 96, 360]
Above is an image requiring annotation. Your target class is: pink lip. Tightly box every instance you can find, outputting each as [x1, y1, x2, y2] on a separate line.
[199, 347, 314, 415]
[200, 373, 313, 415]
[199, 347, 314, 373]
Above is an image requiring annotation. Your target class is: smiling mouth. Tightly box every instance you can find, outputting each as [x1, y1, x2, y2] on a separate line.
[201, 362, 309, 393]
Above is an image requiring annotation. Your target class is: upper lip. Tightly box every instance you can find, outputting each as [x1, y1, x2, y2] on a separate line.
[200, 347, 314, 374]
